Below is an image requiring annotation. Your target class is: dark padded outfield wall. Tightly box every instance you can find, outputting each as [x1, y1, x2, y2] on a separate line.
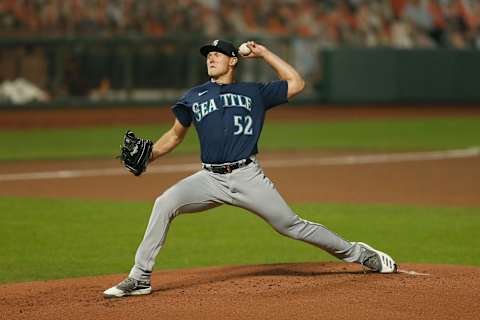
[322, 49, 480, 103]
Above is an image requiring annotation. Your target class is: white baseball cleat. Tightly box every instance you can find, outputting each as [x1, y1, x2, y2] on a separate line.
[103, 277, 152, 298]
[355, 242, 397, 273]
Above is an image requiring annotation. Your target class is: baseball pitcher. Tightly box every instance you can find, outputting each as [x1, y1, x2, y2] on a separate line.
[104, 40, 397, 298]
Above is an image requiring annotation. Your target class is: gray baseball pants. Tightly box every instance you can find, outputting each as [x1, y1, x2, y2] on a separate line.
[129, 158, 363, 281]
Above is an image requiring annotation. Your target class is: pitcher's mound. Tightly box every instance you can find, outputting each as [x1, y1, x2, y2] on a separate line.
[1, 262, 479, 320]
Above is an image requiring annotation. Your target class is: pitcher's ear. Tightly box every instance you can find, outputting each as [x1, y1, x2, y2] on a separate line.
[230, 57, 238, 66]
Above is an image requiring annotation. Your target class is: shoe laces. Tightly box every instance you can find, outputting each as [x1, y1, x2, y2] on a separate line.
[117, 278, 137, 291]
[117, 278, 149, 292]
[362, 253, 381, 271]
[359, 245, 381, 272]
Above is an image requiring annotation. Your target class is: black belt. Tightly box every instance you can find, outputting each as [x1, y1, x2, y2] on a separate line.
[203, 158, 253, 174]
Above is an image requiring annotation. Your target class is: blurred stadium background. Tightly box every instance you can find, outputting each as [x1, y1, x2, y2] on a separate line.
[1, 0, 480, 107]
[2, 0, 480, 302]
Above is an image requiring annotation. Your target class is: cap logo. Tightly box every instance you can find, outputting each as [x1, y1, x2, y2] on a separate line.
[213, 40, 219, 46]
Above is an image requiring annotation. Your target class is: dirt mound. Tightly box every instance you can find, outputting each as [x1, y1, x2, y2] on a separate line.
[1, 262, 479, 320]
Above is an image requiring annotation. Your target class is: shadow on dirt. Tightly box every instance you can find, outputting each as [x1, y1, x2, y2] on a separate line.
[155, 263, 370, 293]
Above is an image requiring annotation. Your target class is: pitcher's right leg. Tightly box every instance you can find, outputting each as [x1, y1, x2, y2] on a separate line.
[229, 161, 396, 272]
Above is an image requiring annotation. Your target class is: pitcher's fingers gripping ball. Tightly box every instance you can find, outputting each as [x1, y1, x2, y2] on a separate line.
[118, 130, 153, 176]
[238, 42, 252, 56]
[237, 41, 266, 59]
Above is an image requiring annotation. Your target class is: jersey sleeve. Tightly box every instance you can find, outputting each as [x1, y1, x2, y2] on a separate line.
[171, 97, 192, 127]
[258, 80, 288, 110]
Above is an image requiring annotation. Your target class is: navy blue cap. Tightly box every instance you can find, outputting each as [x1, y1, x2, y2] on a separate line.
[200, 39, 238, 58]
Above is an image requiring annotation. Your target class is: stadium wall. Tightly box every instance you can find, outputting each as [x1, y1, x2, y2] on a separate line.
[1, 37, 479, 108]
[321, 48, 480, 103]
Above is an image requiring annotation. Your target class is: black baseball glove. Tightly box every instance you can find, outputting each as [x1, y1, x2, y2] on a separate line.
[118, 130, 153, 176]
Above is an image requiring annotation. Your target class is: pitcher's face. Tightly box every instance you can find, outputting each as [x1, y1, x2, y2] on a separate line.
[206, 51, 235, 78]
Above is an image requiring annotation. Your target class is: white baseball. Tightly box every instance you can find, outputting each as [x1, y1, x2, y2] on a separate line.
[238, 43, 251, 56]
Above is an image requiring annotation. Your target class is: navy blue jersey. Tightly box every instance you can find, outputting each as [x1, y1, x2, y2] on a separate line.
[171, 80, 288, 164]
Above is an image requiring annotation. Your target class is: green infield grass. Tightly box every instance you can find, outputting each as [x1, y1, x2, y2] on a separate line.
[0, 197, 479, 284]
[2, 117, 480, 161]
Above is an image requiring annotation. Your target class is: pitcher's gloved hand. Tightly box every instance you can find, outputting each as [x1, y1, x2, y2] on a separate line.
[118, 130, 153, 176]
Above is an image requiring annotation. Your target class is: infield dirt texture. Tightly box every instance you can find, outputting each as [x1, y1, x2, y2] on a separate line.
[1, 106, 480, 319]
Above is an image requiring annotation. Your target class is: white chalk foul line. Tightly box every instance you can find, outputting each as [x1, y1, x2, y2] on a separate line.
[1, 147, 479, 182]
[261, 146, 480, 168]
[0, 163, 200, 182]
